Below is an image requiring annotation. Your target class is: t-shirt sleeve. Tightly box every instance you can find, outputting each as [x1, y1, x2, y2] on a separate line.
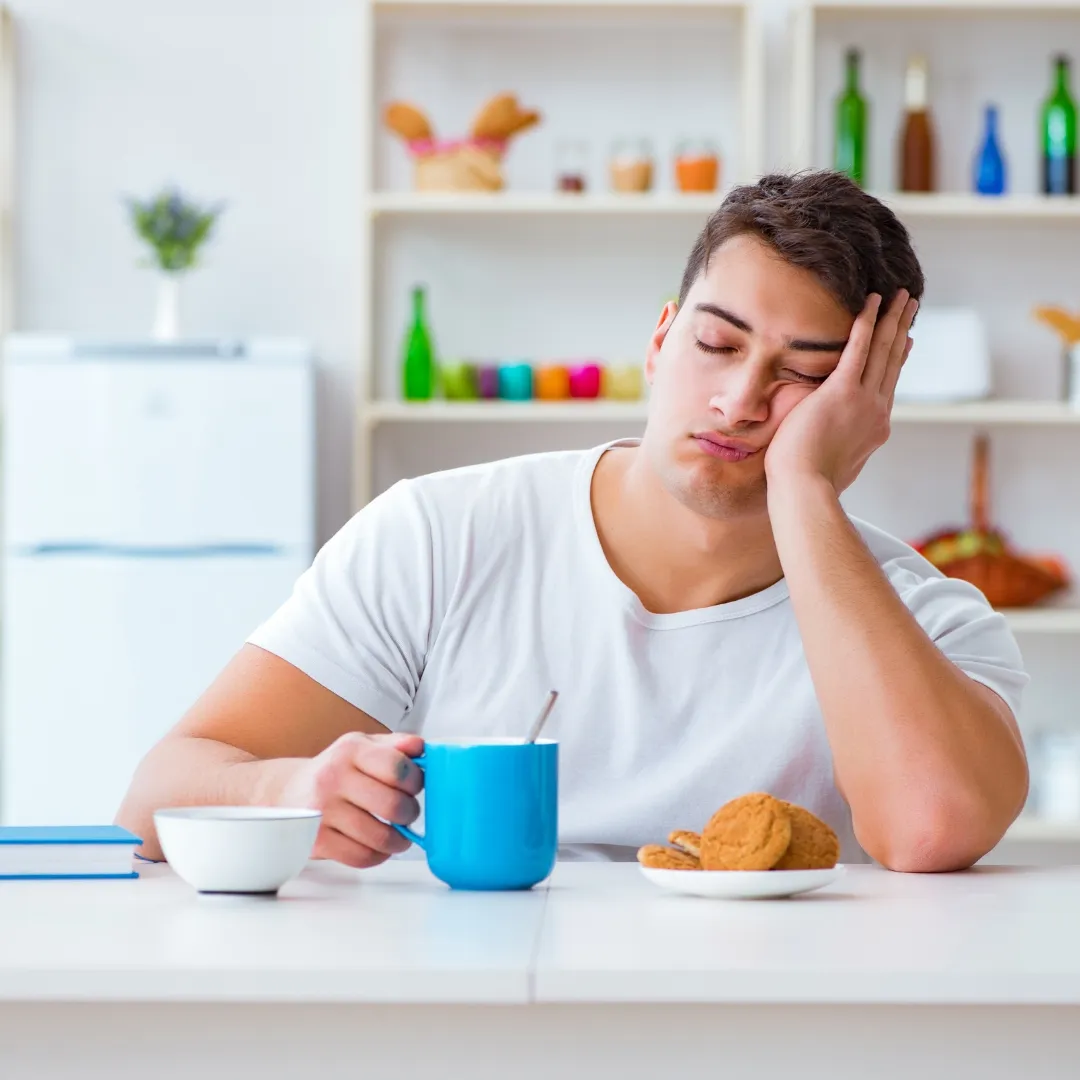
[247, 479, 436, 728]
[885, 554, 1029, 719]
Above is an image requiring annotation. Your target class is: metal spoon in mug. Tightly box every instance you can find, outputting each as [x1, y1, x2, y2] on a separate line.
[525, 689, 559, 744]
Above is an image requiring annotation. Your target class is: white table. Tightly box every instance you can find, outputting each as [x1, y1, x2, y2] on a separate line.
[1, 860, 1079, 1078]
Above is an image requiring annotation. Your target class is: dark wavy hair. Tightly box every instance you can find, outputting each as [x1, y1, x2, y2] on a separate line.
[678, 171, 925, 315]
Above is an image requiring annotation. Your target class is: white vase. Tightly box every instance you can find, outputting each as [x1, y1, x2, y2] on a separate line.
[153, 274, 182, 341]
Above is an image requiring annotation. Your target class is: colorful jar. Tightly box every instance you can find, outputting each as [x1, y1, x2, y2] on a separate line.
[477, 364, 500, 400]
[499, 362, 534, 401]
[568, 362, 602, 399]
[535, 364, 571, 400]
[602, 363, 644, 401]
[674, 139, 721, 193]
[441, 360, 479, 401]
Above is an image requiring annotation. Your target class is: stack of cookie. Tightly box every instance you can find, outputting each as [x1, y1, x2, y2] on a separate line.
[638, 793, 839, 872]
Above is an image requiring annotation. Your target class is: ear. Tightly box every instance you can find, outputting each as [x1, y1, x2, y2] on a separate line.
[645, 301, 679, 385]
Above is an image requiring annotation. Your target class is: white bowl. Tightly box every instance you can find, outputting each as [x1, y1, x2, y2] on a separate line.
[154, 807, 321, 894]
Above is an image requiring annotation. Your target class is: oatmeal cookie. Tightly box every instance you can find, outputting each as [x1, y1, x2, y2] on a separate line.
[637, 844, 701, 870]
[773, 802, 840, 870]
[699, 793, 792, 871]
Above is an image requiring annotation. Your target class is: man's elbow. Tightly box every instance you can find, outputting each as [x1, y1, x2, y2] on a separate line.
[859, 790, 1024, 874]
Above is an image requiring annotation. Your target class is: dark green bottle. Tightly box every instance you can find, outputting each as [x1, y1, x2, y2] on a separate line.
[402, 285, 436, 401]
[835, 48, 868, 187]
[1042, 55, 1077, 195]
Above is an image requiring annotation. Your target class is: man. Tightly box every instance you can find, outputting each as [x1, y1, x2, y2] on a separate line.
[118, 171, 1028, 872]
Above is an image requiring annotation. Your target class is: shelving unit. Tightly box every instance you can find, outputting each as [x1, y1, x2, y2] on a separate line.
[790, 0, 1080, 184]
[360, 0, 765, 506]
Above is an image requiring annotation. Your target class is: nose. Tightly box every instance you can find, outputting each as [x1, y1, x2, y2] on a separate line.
[707, 361, 770, 428]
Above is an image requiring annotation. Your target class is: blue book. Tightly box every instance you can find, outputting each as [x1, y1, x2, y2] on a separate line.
[0, 825, 142, 880]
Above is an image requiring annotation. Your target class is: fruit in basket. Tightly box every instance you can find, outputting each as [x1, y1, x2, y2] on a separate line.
[912, 435, 1070, 608]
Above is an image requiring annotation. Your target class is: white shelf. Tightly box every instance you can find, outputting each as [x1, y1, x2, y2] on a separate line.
[366, 399, 1080, 426]
[371, 191, 1080, 222]
[375, 0, 748, 9]
[813, 0, 1080, 13]
[998, 607, 1080, 634]
[1006, 818, 1080, 842]
[882, 193, 1080, 221]
[366, 400, 648, 423]
[891, 400, 1080, 424]
[369, 191, 726, 217]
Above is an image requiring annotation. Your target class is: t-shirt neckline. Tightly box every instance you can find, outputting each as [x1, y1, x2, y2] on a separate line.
[574, 439, 791, 630]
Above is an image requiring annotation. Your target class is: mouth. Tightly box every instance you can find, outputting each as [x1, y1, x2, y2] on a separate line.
[691, 432, 760, 463]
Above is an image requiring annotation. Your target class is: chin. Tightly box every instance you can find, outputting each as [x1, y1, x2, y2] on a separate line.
[667, 466, 768, 520]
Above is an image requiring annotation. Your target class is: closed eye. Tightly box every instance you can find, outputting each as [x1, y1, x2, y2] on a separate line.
[695, 340, 737, 356]
[784, 369, 829, 385]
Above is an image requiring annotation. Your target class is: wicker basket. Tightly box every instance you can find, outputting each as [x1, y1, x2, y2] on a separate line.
[411, 140, 505, 192]
[914, 435, 1069, 608]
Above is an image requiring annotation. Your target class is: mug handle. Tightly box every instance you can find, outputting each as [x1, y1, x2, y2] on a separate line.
[390, 753, 426, 850]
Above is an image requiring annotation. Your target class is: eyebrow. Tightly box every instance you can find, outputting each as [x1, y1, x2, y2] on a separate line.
[694, 303, 848, 354]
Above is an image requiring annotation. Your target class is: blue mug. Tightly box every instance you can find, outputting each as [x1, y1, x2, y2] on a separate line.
[392, 739, 558, 891]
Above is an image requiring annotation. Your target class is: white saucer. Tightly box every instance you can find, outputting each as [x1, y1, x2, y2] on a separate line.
[640, 863, 845, 900]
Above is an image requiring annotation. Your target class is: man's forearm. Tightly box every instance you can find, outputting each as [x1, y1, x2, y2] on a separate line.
[115, 737, 304, 860]
[767, 473, 1028, 872]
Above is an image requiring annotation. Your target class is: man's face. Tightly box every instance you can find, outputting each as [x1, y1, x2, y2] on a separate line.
[642, 233, 856, 519]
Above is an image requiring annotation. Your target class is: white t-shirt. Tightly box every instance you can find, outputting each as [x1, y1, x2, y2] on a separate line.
[249, 440, 1028, 864]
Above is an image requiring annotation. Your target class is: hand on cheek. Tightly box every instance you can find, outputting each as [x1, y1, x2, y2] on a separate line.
[764, 291, 917, 495]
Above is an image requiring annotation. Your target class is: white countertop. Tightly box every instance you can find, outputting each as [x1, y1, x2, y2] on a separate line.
[2, 860, 1079, 1005]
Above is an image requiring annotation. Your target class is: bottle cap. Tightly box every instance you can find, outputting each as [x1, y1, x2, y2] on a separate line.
[905, 56, 929, 111]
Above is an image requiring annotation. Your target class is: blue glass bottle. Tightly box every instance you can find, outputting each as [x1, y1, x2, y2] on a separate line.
[973, 105, 1007, 195]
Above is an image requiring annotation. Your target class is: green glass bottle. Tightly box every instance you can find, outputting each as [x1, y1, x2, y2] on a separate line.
[1042, 55, 1077, 196]
[402, 285, 436, 401]
[835, 48, 867, 187]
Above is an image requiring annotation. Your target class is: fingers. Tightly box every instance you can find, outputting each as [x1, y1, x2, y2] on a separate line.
[886, 336, 915, 412]
[348, 733, 425, 796]
[336, 767, 420, 827]
[880, 306, 918, 400]
[324, 796, 413, 856]
[835, 293, 881, 382]
[314, 825, 391, 870]
[864, 290, 917, 390]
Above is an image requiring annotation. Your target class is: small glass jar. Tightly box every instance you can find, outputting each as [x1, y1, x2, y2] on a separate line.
[609, 138, 654, 193]
[535, 364, 571, 400]
[440, 360, 479, 401]
[555, 140, 588, 193]
[568, 361, 602, 399]
[675, 138, 721, 193]
[477, 363, 500, 400]
[498, 361, 534, 401]
[602, 362, 644, 401]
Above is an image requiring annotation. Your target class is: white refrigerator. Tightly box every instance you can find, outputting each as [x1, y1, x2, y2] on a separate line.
[1, 336, 315, 825]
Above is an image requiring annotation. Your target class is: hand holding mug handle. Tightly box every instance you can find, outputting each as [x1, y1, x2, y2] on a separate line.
[391, 754, 427, 849]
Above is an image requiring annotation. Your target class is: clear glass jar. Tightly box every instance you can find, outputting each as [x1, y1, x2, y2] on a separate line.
[609, 138, 654, 193]
[555, 139, 588, 193]
[674, 138, 721, 193]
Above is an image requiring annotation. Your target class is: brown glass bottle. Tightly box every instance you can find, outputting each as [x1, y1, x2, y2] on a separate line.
[899, 56, 936, 192]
